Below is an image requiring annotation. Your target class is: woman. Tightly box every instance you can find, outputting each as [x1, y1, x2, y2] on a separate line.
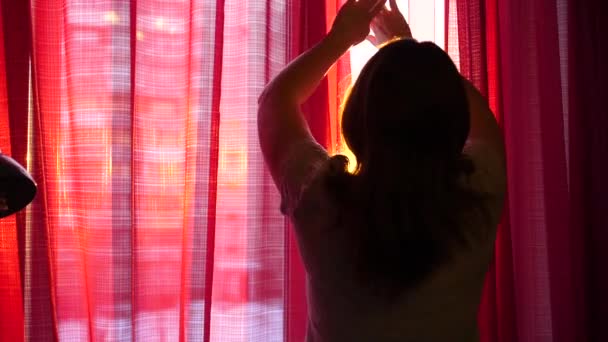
[258, 0, 506, 341]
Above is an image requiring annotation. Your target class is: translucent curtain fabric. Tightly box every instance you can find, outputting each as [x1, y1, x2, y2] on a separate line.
[495, 1, 581, 340]
[0, 1, 35, 341]
[0, 3, 25, 341]
[0, 0, 297, 340]
[451, 0, 608, 341]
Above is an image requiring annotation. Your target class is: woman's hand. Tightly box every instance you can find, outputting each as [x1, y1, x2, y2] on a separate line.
[329, 0, 386, 47]
[367, 0, 413, 47]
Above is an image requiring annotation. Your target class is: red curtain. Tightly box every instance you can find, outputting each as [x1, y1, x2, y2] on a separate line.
[0, 2, 25, 341]
[451, 0, 608, 341]
[1, 0, 306, 340]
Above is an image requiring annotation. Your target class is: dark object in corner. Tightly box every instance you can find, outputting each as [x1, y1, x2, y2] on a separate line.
[0, 154, 36, 218]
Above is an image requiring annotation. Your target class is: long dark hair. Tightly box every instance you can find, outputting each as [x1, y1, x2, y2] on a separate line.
[324, 39, 488, 296]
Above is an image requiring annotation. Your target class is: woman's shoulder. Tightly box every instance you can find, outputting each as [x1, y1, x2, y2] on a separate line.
[278, 139, 330, 216]
[462, 140, 507, 228]
[464, 141, 505, 190]
[291, 156, 340, 227]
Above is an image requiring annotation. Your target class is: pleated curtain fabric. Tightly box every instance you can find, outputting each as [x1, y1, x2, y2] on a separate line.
[1, 0, 297, 340]
[450, 0, 608, 341]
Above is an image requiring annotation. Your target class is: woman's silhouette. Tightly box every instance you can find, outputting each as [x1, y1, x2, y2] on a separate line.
[258, 0, 506, 340]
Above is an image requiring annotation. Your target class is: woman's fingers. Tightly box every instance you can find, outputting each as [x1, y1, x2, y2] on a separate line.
[389, 0, 399, 12]
[369, 1, 386, 16]
[356, 0, 385, 13]
[370, 17, 382, 30]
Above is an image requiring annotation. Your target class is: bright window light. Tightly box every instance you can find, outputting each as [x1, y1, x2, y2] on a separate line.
[341, 0, 445, 172]
[350, 0, 445, 80]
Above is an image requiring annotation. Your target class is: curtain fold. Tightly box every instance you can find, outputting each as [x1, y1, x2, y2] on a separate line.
[0, 3, 25, 341]
[452, 0, 608, 341]
[499, 1, 575, 340]
[567, 0, 608, 340]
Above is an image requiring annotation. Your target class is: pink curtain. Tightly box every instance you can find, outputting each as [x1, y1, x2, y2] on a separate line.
[0, 2, 25, 341]
[451, 0, 608, 341]
[0, 1, 32, 341]
[1, 0, 306, 340]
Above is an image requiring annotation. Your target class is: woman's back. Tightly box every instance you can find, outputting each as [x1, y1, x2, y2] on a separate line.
[280, 141, 505, 342]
